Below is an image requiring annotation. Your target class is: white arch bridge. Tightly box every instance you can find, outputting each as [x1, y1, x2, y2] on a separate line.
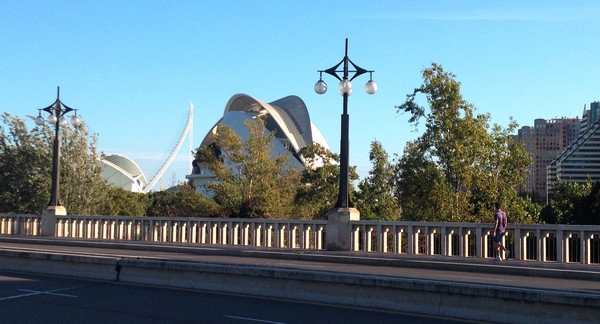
[100, 103, 194, 193]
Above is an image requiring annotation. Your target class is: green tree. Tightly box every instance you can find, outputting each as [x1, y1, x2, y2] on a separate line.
[146, 184, 222, 217]
[506, 194, 542, 224]
[100, 187, 150, 216]
[395, 63, 533, 222]
[0, 113, 108, 215]
[195, 117, 299, 218]
[542, 180, 591, 224]
[0, 113, 52, 213]
[471, 120, 536, 223]
[294, 143, 360, 219]
[573, 182, 600, 225]
[393, 141, 445, 221]
[355, 141, 400, 220]
[295, 143, 339, 219]
[58, 116, 109, 215]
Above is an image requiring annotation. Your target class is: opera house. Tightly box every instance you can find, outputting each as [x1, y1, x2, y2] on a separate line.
[186, 94, 329, 193]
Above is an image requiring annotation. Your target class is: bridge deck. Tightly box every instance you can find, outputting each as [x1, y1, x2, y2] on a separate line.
[1, 236, 599, 322]
[2, 235, 599, 292]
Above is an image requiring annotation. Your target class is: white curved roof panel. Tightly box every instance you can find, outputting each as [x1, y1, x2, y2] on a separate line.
[100, 154, 148, 192]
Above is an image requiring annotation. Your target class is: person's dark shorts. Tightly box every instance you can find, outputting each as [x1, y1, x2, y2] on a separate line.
[494, 231, 505, 243]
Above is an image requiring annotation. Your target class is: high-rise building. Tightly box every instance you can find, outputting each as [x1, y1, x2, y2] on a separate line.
[515, 117, 580, 197]
[547, 102, 600, 200]
[580, 101, 600, 133]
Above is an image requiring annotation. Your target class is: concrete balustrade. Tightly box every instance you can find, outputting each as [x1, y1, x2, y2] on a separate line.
[28, 215, 327, 250]
[0, 214, 39, 236]
[1, 213, 599, 264]
[351, 221, 600, 264]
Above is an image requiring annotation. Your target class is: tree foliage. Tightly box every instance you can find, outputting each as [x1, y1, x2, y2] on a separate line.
[294, 143, 361, 219]
[0, 113, 108, 215]
[146, 183, 222, 217]
[573, 182, 600, 225]
[195, 118, 299, 218]
[0, 113, 52, 213]
[58, 116, 108, 215]
[100, 187, 150, 216]
[295, 144, 339, 219]
[394, 63, 533, 222]
[355, 141, 399, 220]
[393, 141, 445, 221]
[541, 180, 592, 224]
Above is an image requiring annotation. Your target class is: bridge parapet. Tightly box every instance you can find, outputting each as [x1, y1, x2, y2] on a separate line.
[351, 221, 600, 264]
[2, 213, 599, 264]
[0, 214, 327, 250]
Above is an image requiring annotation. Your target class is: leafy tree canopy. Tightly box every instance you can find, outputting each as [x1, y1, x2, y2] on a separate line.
[542, 180, 592, 224]
[195, 117, 299, 218]
[355, 141, 400, 220]
[100, 187, 150, 216]
[295, 143, 360, 219]
[0, 113, 108, 215]
[147, 183, 222, 217]
[394, 63, 534, 222]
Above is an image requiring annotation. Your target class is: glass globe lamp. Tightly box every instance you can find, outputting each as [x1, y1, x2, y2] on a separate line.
[71, 114, 81, 127]
[314, 80, 327, 94]
[338, 79, 352, 96]
[47, 114, 58, 125]
[35, 115, 45, 126]
[365, 80, 378, 95]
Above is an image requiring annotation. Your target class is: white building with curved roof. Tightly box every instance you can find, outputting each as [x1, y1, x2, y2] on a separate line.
[100, 154, 149, 192]
[187, 94, 329, 193]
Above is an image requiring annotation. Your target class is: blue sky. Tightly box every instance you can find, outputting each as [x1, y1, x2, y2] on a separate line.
[1, 1, 599, 190]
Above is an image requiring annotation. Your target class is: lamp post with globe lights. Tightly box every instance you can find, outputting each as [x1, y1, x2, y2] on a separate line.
[315, 39, 377, 209]
[35, 87, 81, 235]
[315, 39, 377, 250]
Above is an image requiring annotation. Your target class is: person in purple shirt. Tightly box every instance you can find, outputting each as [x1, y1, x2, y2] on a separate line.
[493, 202, 508, 261]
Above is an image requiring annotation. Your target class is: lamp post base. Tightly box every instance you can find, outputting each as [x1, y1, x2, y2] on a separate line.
[41, 205, 66, 237]
[326, 207, 360, 251]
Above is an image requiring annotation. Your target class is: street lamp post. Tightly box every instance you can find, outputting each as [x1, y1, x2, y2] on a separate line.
[315, 39, 377, 250]
[35, 86, 81, 236]
[315, 38, 377, 208]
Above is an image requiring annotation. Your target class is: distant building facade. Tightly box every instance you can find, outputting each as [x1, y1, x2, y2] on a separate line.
[515, 117, 580, 197]
[547, 102, 600, 199]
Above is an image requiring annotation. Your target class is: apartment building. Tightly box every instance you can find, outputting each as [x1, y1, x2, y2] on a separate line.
[547, 102, 600, 199]
[515, 117, 580, 197]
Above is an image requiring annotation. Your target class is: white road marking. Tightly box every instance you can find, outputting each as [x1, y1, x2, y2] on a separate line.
[0, 286, 81, 301]
[224, 315, 286, 323]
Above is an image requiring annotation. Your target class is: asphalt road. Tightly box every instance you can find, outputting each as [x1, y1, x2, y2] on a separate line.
[0, 270, 471, 324]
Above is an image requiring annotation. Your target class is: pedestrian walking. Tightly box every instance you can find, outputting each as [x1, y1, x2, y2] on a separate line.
[493, 202, 508, 261]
